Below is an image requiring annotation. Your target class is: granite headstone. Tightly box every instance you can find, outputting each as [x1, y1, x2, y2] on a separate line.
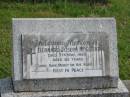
[0, 18, 129, 97]
[12, 18, 119, 91]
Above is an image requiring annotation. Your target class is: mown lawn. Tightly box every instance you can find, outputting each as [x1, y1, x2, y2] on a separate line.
[0, 0, 130, 79]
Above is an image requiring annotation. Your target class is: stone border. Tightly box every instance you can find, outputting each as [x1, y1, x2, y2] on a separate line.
[0, 78, 129, 97]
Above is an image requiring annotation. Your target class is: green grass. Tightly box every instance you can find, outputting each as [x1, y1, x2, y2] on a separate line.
[0, 0, 130, 79]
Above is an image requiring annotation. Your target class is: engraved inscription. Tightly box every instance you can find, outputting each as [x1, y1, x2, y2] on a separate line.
[22, 32, 109, 79]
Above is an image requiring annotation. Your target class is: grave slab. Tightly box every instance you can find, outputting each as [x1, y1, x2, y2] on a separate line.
[12, 18, 119, 91]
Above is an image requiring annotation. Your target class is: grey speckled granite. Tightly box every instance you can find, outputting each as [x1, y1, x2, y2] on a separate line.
[12, 18, 119, 91]
[0, 78, 129, 97]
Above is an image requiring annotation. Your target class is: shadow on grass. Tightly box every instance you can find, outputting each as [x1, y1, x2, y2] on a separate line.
[18, 0, 109, 5]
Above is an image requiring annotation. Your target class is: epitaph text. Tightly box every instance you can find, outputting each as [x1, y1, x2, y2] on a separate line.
[22, 32, 109, 79]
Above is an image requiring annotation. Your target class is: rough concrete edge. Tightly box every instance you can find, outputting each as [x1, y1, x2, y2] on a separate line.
[123, 80, 130, 96]
[12, 18, 115, 21]
[0, 78, 129, 97]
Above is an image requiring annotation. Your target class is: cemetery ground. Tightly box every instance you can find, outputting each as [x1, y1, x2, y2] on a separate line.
[0, 0, 130, 80]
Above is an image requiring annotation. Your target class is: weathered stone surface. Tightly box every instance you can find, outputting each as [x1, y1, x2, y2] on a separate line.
[0, 78, 129, 97]
[22, 32, 109, 79]
[13, 77, 118, 92]
[12, 18, 119, 91]
[123, 80, 130, 96]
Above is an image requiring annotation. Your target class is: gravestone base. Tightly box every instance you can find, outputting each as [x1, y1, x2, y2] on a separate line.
[13, 77, 118, 92]
[0, 78, 129, 97]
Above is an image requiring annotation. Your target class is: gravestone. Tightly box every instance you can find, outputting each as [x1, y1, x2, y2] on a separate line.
[0, 18, 129, 97]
